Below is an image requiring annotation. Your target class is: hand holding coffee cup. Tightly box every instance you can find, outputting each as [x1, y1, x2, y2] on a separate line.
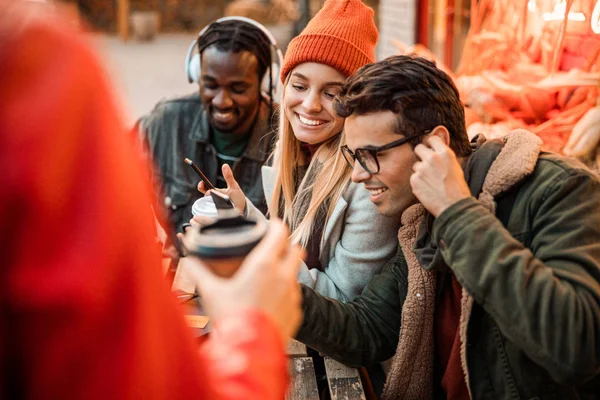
[182, 219, 304, 341]
[190, 195, 219, 230]
[181, 210, 268, 278]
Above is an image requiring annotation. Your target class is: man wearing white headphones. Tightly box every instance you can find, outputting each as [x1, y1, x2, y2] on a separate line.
[136, 17, 282, 238]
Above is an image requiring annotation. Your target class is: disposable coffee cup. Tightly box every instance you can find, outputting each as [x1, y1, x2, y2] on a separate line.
[192, 196, 219, 225]
[182, 214, 268, 278]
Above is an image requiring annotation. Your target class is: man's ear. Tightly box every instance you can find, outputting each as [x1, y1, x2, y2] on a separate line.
[425, 125, 450, 146]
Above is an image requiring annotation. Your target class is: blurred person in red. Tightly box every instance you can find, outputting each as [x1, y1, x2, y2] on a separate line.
[0, 2, 302, 399]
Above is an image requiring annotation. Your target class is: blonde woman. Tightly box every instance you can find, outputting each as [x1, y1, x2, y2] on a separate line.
[199, 0, 401, 301]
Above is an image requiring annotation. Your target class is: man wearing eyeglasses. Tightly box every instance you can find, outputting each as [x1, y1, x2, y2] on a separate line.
[297, 55, 600, 399]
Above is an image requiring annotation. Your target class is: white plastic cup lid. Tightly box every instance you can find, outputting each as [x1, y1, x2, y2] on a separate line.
[191, 196, 218, 218]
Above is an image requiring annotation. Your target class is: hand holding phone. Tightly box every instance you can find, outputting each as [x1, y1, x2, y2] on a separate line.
[185, 160, 246, 215]
[184, 158, 216, 191]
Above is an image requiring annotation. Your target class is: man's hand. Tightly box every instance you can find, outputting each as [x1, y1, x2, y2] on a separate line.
[410, 136, 471, 217]
[183, 219, 304, 341]
[198, 164, 247, 215]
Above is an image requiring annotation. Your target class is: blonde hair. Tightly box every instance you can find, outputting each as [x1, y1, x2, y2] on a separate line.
[270, 78, 352, 248]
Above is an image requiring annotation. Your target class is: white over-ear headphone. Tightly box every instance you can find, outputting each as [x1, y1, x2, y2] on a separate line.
[185, 16, 283, 100]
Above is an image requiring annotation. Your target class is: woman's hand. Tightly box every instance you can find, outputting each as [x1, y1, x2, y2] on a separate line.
[198, 164, 247, 215]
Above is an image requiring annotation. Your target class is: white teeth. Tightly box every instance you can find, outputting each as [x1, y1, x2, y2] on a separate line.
[213, 111, 234, 123]
[297, 114, 325, 126]
[369, 188, 387, 195]
[214, 112, 233, 118]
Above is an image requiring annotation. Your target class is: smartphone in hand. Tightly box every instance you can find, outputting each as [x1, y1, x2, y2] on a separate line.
[184, 158, 216, 191]
[210, 191, 235, 210]
[184, 157, 236, 212]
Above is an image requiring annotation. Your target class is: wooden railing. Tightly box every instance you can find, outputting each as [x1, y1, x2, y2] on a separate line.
[287, 339, 367, 400]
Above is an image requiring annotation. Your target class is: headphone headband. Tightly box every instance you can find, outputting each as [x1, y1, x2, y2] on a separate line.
[198, 16, 279, 49]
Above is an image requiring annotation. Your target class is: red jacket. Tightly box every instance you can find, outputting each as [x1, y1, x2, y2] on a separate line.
[0, 4, 288, 399]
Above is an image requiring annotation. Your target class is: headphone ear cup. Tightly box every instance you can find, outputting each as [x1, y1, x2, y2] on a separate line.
[270, 48, 283, 102]
[269, 62, 281, 102]
[188, 53, 201, 84]
[260, 65, 282, 102]
[270, 62, 280, 91]
[259, 66, 273, 97]
[260, 73, 270, 99]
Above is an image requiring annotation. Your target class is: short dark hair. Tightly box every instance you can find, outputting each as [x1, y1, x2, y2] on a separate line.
[334, 55, 471, 157]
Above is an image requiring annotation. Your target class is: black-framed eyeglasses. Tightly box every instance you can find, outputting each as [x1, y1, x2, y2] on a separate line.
[341, 130, 430, 174]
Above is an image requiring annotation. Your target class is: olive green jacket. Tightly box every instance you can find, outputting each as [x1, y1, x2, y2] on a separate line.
[297, 130, 600, 399]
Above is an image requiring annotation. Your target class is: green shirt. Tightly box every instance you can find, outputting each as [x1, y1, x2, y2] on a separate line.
[211, 128, 250, 188]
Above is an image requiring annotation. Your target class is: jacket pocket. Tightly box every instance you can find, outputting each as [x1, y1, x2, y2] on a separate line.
[490, 322, 522, 399]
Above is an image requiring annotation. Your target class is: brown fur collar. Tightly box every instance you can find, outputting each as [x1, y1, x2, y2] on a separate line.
[382, 129, 543, 400]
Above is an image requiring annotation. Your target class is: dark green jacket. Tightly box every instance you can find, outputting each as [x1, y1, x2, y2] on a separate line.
[298, 152, 600, 399]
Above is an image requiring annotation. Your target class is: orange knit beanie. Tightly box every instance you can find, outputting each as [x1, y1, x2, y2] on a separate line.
[280, 0, 378, 82]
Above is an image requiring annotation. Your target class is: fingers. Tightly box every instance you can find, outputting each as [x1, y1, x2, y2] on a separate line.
[276, 245, 304, 339]
[259, 220, 292, 260]
[286, 286, 303, 338]
[409, 171, 421, 189]
[189, 218, 200, 231]
[197, 181, 206, 194]
[222, 164, 240, 189]
[238, 220, 291, 276]
[412, 160, 424, 173]
[191, 214, 216, 228]
[426, 135, 452, 155]
[415, 136, 447, 159]
[414, 136, 455, 172]
[414, 142, 433, 161]
[280, 282, 303, 339]
[280, 244, 305, 282]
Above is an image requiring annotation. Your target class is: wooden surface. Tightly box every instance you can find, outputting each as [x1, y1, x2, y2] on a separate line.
[287, 357, 319, 400]
[324, 357, 366, 400]
[287, 339, 308, 357]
